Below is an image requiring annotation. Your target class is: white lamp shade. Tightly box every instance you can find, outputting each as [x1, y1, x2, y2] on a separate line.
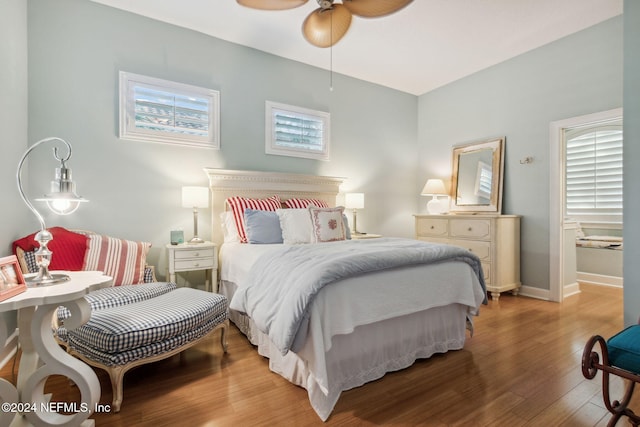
[182, 186, 209, 208]
[421, 179, 447, 196]
[345, 193, 365, 209]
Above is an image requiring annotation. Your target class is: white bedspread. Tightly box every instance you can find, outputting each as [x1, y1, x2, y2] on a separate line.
[220, 239, 486, 421]
[229, 238, 486, 355]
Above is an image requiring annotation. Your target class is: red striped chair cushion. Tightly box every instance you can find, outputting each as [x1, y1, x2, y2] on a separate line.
[283, 198, 329, 209]
[225, 195, 281, 243]
[82, 234, 151, 286]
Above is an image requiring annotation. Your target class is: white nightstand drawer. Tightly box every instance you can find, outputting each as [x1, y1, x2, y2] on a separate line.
[174, 248, 215, 260]
[416, 218, 448, 237]
[449, 219, 491, 240]
[174, 257, 215, 271]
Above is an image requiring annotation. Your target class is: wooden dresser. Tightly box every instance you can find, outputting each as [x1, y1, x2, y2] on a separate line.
[414, 214, 521, 301]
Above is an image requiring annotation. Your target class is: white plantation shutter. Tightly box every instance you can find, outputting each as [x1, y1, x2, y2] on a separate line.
[265, 101, 330, 160]
[565, 122, 623, 223]
[119, 72, 220, 149]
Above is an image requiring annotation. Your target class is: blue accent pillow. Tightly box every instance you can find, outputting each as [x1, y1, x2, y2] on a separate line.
[244, 209, 283, 244]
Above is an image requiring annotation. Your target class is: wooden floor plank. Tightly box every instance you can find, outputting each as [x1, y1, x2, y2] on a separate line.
[0, 283, 631, 426]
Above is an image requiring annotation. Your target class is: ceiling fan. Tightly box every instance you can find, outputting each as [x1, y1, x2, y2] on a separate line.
[237, 0, 414, 48]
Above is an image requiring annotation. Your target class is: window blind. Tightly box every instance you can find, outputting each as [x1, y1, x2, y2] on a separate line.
[119, 71, 219, 149]
[133, 84, 210, 137]
[272, 108, 324, 152]
[565, 122, 623, 222]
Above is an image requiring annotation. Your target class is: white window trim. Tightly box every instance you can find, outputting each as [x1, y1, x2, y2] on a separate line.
[119, 71, 220, 149]
[265, 101, 330, 161]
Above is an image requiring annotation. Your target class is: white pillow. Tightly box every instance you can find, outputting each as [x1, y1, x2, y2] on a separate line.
[276, 209, 313, 244]
[309, 206, 347, 243]
[220, 211, 241, 243]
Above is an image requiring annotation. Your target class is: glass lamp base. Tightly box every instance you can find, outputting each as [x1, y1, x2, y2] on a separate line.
[26, 273, 71, 287]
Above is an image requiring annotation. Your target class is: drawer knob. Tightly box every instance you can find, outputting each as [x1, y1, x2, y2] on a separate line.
[430, 226, 435, 229]
[194, 252, 200, 256]
[468, 227, 472, 231]
[194, 263, 200, 267]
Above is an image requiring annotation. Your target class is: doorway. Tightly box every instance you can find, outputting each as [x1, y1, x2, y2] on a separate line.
[549, 108, 623, 302]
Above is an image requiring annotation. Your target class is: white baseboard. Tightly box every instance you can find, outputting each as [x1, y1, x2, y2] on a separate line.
[563, 281, 581, 297]
[577, 272, 623, 288]
[518, 285, 550, 301]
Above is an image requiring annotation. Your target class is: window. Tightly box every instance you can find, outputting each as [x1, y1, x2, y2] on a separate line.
[119, 71, 220, 149]
[265, 101, 330, 160]
[564, 118, 623, 224]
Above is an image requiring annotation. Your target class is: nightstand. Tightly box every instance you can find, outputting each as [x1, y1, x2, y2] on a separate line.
[351, 233, 382, 240]
[166, 242, 217, 292]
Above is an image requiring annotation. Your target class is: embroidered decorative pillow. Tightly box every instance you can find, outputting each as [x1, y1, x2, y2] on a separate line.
[283, 198, 329, 209]
[244, 209, 283, 244]
[82, 234, 151, 286]
[309, 206, 346, 243]
[225, 195, 282, 243]
[276, 209, 314, 245]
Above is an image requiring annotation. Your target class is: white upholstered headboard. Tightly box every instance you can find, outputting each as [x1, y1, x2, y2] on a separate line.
[203, 168, 345, 247]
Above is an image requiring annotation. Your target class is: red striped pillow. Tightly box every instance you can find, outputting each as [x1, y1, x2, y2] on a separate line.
[82, 234, 151, 286]
[226, 195, 282, 243]
[283, 198, 329, 209]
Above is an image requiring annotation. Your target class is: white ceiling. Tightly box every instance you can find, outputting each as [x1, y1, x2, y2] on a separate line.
[90, 0, 623, 95]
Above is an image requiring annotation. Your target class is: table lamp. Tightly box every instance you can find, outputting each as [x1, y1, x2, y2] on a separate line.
[16, 137, 88, 286]
[182, 186, 209, 244]
[345, 192, 365, 235]
[421, 179, 448, 214]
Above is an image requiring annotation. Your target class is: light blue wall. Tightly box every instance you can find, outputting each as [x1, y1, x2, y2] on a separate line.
[0, 0, 29, 252]
[0, 0, 26, 360]
[623, 1, 640, 326]
[25, 0, 417, 280]
[417, 17, 623, 292]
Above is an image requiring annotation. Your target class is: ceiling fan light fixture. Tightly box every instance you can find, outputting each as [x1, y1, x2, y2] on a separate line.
[342, 0, 413, 18]
[237, 0, 309, 10]
[302, 3, 352, 48]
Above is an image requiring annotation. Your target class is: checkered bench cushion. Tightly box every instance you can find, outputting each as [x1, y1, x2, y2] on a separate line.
[56, 282, 177, 341]
[57, 282, 177, 323]
[65, 288, 228, 354]
[67, 312, 227, 366]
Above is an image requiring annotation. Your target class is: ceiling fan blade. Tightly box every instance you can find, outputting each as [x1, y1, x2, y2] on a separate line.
[302, 4, 352, 48]
[237, 0, 309, 11]
[342, 0, 413, 18]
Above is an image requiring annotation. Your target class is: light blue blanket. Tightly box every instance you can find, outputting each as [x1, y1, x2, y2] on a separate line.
[229, 237, 486, 355]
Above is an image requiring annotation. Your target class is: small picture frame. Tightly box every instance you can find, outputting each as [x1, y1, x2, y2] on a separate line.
[0, 255, 27, 302]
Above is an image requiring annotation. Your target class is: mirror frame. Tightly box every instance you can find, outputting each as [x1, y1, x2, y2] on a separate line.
[450, 137, 505, 214]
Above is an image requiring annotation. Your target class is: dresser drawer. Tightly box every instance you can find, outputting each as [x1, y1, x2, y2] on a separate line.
[174, 248, 215, 260]
[449, 239, 491, 261]
[416, 218, 448, 238]
[174, 257, 215, 271]
[449, 219, 491, 240]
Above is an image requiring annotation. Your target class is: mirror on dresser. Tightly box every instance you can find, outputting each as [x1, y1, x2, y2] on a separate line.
[450, 137, 505, 214]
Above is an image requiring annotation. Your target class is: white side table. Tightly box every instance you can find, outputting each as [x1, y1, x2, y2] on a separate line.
[166, 242, 218, 292]
[0, 270, 113, 427]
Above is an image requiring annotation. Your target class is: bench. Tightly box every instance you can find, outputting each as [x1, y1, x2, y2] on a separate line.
[582, 325, 640, 426]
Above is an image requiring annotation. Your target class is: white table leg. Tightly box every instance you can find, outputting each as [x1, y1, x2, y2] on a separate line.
[14, 298, 99, 427]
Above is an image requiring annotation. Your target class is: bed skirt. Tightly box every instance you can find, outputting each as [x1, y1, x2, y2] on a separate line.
[220, 280, 468, 421]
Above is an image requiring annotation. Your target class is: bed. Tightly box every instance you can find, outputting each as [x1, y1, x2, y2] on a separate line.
[204, 168, 487, 421]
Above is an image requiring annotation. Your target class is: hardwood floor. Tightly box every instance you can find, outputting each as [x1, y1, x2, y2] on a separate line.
[2, 283, 636, 426]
